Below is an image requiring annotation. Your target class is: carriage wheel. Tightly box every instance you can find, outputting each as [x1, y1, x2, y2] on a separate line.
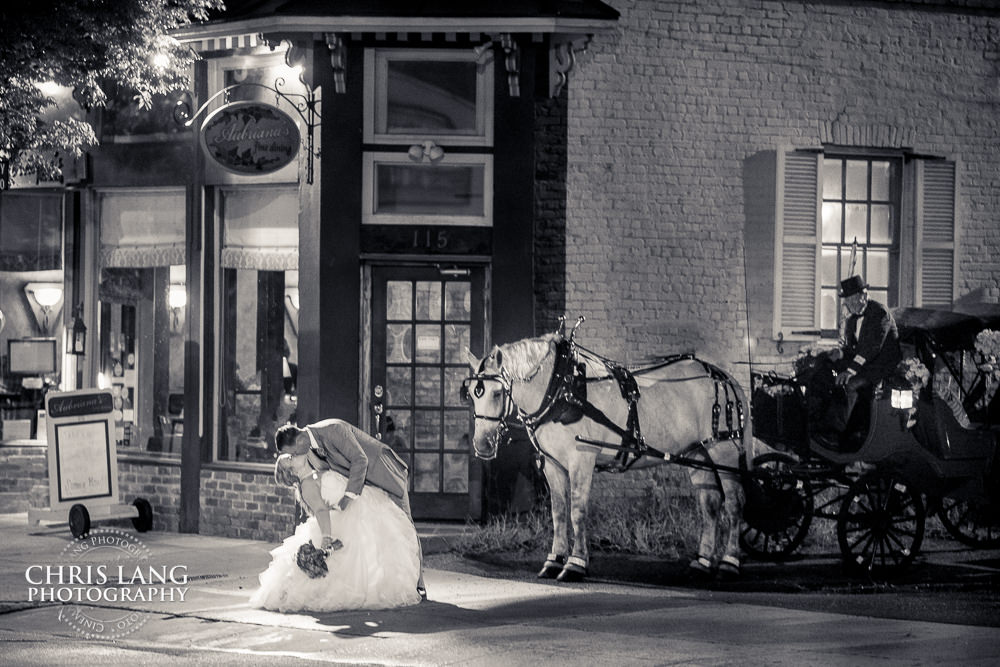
[69, 504, 91, 539]
[938, 496, 1000, 549]
[837, 472, 925, 577]
[740, 452, 814, 561]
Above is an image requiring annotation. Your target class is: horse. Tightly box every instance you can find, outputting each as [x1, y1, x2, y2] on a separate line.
[463, 329, 752, 582]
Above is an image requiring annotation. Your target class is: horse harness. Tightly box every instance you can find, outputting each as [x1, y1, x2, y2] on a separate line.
[467, 336, 747, 477]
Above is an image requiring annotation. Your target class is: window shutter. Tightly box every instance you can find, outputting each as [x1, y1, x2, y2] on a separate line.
[773, 149, 820, 340]
[915, 159, 957, 308]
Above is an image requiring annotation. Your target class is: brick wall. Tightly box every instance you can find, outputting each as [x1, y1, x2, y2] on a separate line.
[1, 447, 297, 543]
[557, 0, 999, 370]
[537, 0, 999, 504]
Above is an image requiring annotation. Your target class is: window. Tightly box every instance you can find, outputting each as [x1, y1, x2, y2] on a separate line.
[364, 49, 493, 146]
[819, 156, 900, 334]
[772, 149, 957, 343]
[216, 186, 299, 463]
[97, 189, 187, 455]
[363, 48, 494, 228]
[362, 152, 493, 226]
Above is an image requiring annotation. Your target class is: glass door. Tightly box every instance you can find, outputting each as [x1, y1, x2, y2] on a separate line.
[371, 265, 485, 519]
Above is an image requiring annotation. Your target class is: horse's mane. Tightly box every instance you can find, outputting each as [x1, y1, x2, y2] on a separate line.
[494, 334, 559, 379]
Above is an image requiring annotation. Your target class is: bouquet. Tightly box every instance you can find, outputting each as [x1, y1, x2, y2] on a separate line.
[296, 542, 329, 579]
[892, 357, 930, 394]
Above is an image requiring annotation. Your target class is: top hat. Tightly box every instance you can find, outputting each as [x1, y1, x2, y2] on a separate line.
[839, 275, 868, 297]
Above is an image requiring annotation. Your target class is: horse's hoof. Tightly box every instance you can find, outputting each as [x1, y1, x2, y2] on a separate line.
[537, 565, 562, 579]
[688, 557, 713, 578]
[556, 562, 587, 582]
[716, 561, 741, 580]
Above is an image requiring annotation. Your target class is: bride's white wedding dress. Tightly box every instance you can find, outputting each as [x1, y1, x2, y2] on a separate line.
[249, 469, 421, 612]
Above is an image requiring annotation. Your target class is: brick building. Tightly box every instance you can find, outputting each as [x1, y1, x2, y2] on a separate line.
[1, 0, 997, 539]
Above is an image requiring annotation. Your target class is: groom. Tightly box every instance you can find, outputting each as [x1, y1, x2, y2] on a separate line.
[275, 419, 425, 598]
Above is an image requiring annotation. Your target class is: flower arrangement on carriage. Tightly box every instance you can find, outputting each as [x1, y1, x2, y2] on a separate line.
[887, 357, 930, 427]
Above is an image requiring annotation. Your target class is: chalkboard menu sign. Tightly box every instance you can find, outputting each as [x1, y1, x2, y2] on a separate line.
[44, 390, 118, 510]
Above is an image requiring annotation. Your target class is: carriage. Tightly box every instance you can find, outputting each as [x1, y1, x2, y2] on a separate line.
[743, 305, 1000, 576]
[463, 310, 1000, 583]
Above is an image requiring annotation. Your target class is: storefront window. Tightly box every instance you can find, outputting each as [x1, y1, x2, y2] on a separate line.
[98, 190, 186, 455]
[217, 187, 298, 462]
[0, 191, 64, 441]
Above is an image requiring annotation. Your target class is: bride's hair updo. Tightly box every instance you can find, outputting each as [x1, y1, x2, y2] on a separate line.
[274, 453, 298, 488]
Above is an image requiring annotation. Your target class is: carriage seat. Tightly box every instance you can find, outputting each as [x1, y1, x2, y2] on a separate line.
[912, 397, 995, 462]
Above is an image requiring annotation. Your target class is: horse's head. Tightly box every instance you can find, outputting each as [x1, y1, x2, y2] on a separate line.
[462, 346, 511, 460]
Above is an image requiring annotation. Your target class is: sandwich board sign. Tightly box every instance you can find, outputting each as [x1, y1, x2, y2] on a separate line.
[28, 389, 148, 536]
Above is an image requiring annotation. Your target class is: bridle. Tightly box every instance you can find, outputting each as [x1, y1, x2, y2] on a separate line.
[460, 362, 515, 459]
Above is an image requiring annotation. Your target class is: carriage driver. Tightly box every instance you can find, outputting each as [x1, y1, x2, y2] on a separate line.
[823, 275, 902, 440]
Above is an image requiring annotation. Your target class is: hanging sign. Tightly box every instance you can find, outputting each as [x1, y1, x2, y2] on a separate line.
[201, 101, 300, 175]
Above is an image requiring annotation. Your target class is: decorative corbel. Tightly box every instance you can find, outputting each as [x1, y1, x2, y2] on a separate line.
[499, 33, 520, 97]
[549, 34, 591, 97]
[325, 33, 347, 94]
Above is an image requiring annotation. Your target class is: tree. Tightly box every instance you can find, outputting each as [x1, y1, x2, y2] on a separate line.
[0, 0, 224, 189]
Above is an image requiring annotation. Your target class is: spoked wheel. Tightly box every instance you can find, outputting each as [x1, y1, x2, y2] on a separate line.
[938, 496, 1000, 549]
[69, 504, 91, 539]
[837, 472, 925, 577]
[740, 452, 814, 561]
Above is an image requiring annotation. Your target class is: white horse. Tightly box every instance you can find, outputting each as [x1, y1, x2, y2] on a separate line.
[464, 332, 751, 582]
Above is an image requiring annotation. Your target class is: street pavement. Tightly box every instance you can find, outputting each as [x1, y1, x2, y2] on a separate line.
[1, 512, 999, 666]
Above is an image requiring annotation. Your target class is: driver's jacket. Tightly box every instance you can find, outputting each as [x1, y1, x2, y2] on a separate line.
[842, 299, 902, 385]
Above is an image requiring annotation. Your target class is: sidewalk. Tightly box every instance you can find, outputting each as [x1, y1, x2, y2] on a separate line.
[2, 512, 999, 665]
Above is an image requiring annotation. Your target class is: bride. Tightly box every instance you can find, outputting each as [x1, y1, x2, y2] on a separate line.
[250, 452, 422, 612]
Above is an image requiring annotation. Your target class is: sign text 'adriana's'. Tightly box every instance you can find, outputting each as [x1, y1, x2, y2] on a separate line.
[201, 101, 300, 175]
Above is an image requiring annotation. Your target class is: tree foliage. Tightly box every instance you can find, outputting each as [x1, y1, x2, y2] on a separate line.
[0, 0, 224, 188]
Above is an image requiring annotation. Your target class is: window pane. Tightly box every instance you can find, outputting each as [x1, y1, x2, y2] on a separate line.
[386, 281, 411, 320]
[444, 282, 471, 320]
[821, 202, 842, 243]
[870, 205, 891, 244]
[845, 160, 867, 200]
[414, 324, 441, 363]
[386, 323, 412, 363]
[220, 268, 296, 462]
[386, 366, 412, 406]
[444, 411, 469, 448]
[820, 288, 838, 330]
[845, 204, 867, 245]
[821, 247, 838, 286]
[822, 159, 842, 198]
[414, 453, 440, 492]
[444, 324, 470, 364]
[443, 453, 469, 493]
[387, 60, 478, 135]
[414, 367, 441, 405]
[871, 161, 891, 201]
[867, 249, 889, 289]
[840, 247, 858, 280]
[413, 410, 441, 450]
[375, 164, 485, 217]
[415, 281, 441, 320]
[385, 410, 411, 452]
[444, 367, 467, 407]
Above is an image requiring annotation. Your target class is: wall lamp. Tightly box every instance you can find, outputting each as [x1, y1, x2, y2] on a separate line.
[24, 282, 64, 335]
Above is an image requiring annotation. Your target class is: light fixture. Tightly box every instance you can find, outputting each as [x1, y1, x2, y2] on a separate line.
[407, 140, 445, 163]
[69, 303, 87, 356]
[24, 282, 63, 334]
[890, 388, 913, 410]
